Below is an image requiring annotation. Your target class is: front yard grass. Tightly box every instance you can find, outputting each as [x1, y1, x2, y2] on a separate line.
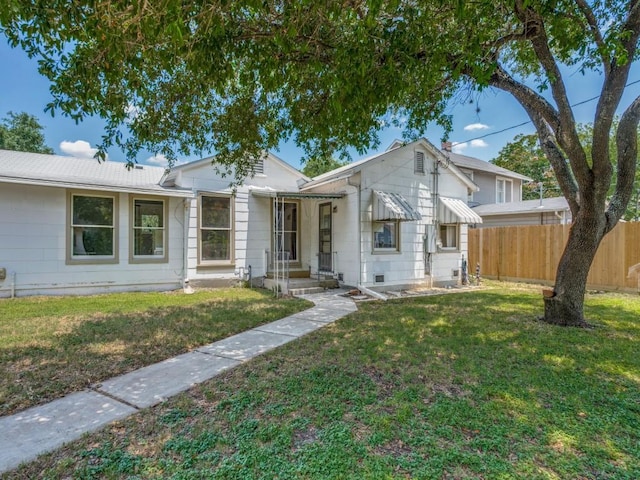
[0, 288, 311, 416]
[4, 283, 640, 479]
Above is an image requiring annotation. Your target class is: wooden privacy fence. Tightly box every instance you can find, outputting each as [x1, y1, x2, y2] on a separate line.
[468, 222, 640, 293]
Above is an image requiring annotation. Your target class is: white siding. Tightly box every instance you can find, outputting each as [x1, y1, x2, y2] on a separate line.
[0, 183, 185, 297]
[177, 154, 305, 285]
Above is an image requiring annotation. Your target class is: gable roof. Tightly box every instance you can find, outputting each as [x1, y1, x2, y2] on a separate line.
[472, 196, 569, 216]
[444, 151, 532, 182]
[0, 149, 193, 197]
[300, 138, 479, 192]
[160, 151, 307, 186]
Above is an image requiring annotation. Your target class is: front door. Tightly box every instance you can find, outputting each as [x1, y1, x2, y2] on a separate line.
[319, 202, 332, 272]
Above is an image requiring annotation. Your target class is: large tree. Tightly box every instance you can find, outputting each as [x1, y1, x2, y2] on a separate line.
[2, 1, 639, 326]
[0, 111, 53, 154]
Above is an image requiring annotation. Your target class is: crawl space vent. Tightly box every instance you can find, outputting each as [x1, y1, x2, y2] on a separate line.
[374, 274, 385, 283]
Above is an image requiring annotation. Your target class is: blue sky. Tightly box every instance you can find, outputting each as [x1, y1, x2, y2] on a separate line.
[2, 38, 640, 170]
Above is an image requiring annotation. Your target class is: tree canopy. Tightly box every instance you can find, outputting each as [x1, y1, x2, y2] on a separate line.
[301, 155, 349, 178]
[2, 1, 640, 325]
[0, 111, 53, 154]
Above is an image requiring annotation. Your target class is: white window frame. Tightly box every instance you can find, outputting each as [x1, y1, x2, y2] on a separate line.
[373, 220, 401, 253]
[461, 169, 474, 203]
[438, 223, 459, 250]
[496, 177, 513, 204]
[67, 191, 118, 264]
[198, 193, 234, 266]
[130, 196, 168, 263]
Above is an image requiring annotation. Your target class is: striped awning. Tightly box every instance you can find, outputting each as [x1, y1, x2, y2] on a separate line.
[438, 196, 483, 224]
[372, 191, 422, 221]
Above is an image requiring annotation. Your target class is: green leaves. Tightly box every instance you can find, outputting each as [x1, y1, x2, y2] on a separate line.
[0, 110, 53, 154]
[1, 0, 638, 186]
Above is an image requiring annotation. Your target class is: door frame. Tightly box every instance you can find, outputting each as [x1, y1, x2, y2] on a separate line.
[318, 202, 332, 272]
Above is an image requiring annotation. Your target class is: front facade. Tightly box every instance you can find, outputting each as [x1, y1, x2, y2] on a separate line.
[298, 139, 481, 290]
[0, 140, 482, 297]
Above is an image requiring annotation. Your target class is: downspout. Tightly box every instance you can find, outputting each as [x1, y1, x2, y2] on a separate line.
[430, 159, 440, 289]
[183, 198, 194, 294]
[347, 175, 363, 289]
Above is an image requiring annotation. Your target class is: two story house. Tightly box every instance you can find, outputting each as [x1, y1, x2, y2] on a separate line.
[439, 143, 571, 227]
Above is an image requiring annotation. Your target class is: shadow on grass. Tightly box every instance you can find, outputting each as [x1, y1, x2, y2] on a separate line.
[6, 288, 640, 479]
[0, 293, 309, 416]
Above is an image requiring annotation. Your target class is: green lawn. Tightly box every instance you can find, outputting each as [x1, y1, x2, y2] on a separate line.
[4, 284, 640, 479]
[0, 288, 311, 416]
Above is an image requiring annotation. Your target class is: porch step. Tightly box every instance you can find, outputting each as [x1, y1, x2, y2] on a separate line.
[265, 276, 339, 295]
[289, 286, 326, 295]
[265, 270, 311, 279]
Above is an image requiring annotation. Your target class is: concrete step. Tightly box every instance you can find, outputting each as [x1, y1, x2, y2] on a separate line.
[289, 286, 326, 295]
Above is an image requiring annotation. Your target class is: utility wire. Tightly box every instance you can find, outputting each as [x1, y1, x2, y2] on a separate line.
[451, 78, 640, 147]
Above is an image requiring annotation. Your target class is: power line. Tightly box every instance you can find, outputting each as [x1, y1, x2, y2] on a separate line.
[451, 78, 640, 147]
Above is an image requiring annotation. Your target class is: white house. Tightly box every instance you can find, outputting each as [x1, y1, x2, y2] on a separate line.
[0, 138, 482, 298]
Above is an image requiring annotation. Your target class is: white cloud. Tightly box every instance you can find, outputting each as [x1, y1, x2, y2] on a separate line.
[59, 140, 102, 160]
[145, 154, 186, 168]
[451, 142, 468, 153]
[146, 154, 169, 166]
[464, 123, 490, 131]
[470, 139, 489, 148]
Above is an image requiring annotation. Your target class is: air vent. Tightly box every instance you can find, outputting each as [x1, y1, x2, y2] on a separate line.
[452, 269, 459, 277]
[253, 157, 264, 174]
[414, 151, 425, 174]
[375, 274, 385, 283]
[134, 165, 144, 170]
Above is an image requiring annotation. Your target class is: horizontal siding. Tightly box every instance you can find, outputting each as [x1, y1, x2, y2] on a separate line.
[0, 184, 185, 297]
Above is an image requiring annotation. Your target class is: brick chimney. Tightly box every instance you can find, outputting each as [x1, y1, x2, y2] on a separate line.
[441, 141, 452, 152]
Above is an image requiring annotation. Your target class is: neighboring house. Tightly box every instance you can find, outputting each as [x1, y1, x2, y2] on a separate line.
[440, 146, 532, 206]
[471, 196, 572, 227]
[435, 143, 572, 227]
[0, 139, 481, 297]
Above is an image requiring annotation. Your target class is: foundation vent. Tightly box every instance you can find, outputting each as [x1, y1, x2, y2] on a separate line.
[374, 274, 385, 283]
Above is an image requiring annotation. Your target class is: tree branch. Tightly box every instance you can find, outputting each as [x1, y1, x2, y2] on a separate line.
[531, 114, 580, 215]
[514, 1, 591, 187]
[574, 0, 610, 71]
[487, 65, 579, 213]
[606, 94, 640, 230]
[593, 1, 640, 180]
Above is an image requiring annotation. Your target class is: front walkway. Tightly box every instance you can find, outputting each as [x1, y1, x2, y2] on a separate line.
[0, 289, 357, 474]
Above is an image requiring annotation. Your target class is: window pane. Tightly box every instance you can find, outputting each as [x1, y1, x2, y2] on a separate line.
[276, 232, 297, 261]
[202, 196, 230, 228]
[201, 230, 231, 261]
[276, 202, 297, 231]
[73, 196, 113, 226]
[439, 225, 457, 248]
[134, 228, 164, 256]
[374, 221, 397, 249]
[135, 200, 164, 228]
[73, 226, 113, 255]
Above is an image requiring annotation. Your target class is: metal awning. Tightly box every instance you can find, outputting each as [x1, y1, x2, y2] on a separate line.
[251, 189, 345, 199]
[438, 196, 483, 224]
[373, 190, 422, 221]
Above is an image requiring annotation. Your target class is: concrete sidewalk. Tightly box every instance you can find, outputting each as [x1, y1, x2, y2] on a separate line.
[0, 289, 357, 475]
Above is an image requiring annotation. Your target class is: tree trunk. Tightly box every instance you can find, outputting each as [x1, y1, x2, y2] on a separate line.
[542, 212, 606, 327]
